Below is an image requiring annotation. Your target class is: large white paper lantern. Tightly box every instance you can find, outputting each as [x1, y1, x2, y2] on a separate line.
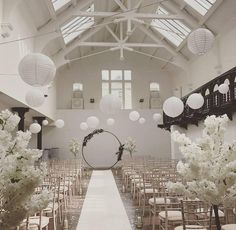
[139, 117, 146, 124]
[218, 83, 229, 94]
[80, 122, 88, 130]
[106, 118, 115, 126]
[129, 111, 140, 121]
[153, 113, 162, 122]
[18, 53, 56, 87]
[187, 28, 214, 55]
[55, 119, 65, 128]
[42, 119, 48, 126]
[25, 89, 45, 107]
[186, 93, 204, 110]
[163, 97, 184, 118]
[87, 116, 100, 128]
[99, 94, 122, 115]
[29, 123, 41, 134]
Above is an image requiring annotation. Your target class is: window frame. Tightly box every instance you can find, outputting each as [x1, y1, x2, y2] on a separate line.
[102, 70, 132, 109]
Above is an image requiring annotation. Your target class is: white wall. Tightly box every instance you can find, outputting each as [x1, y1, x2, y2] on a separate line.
[42, 109, 171, 166]
[0, 1, 56, 120]
[56, 51, 174, 110]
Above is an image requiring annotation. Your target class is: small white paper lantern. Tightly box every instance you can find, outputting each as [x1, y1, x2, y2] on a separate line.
[186, 93, 204, 110]
[163, 97, 184, 118]
[139, 117, 146, 124]
[107, 118, 115, 126]
[87, 116, 100, 128]
[42, 119, 48, 126]
[187, 28, 214, 55]
[80, 122, 88, 131]
[55, 119, 65, 128]
[18, 53, 56, 87]
[25, 89, 45, 107]
[153, 113, 162, 122]
[29, 123, 41, 134]
[129, 111, 140, 121]
[99, 94, 122, 115]
[218, 83, 229, 94]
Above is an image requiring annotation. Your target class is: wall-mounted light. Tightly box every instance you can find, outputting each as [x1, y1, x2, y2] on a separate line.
[90, 98, 95, 103]
[139, 98, 144, 103]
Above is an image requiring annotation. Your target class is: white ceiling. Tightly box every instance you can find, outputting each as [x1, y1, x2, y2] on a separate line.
[21, 0, 236, 70]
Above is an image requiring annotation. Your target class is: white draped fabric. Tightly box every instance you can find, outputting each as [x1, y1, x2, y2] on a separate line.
[76, 170, 132, 230]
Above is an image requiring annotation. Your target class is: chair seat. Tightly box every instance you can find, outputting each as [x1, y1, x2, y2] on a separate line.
[175, 225, 207, 230]
[43, 202, 59, 213]
[197, 208, 224, 217]
[136, 183, 151, 188]
[222, 224, 236, 230]
[149, 197, 170, 205]
[159, 210, 182, 221]
[20, 216, 49, 229]
[140, 188, 158, 194]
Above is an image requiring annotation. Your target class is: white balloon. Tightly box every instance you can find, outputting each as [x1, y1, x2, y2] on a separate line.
[80, 122, 88, 130]
[139, 117, 146, 124]
[25, 89, 45, 107]
[29, 123, 41, 134]
[42, 119, 48, 126]
[129, 111, 140, 121]
[86, 116, 100, 129]
[153, 113, 162, 122]
[163, 97, 184, 118]
[55, 119, 65, 128]
[18, 53, 56, 87]
[187, 28, 215, 55]
[99, 94, 122, 115]
[218, 83, 229, 94]
[186, 93, 204, 110]
[106, 118, 115, 126]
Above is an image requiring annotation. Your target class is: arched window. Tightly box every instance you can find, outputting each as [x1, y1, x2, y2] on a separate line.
[224, 78, 230, 85]
[213, 84, 218, 92]
[205, 89, 210, 96]
[150, 82, 160, 91]
[73, 83, 83, 92]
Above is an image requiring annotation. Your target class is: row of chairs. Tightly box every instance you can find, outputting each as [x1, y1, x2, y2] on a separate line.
[121, 156, 236, 230]
[18, 159, 84, 230]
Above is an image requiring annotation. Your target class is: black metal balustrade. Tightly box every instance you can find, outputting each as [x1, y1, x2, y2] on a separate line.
[158, 66, 236, 131]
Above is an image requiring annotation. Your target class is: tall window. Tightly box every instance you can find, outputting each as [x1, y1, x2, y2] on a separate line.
[102, 70, 132, 109]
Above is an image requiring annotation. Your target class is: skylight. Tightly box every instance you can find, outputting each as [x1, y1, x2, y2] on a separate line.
[151, 6, 191, 47]
[61, 4, 94, 44]
[52, 0, 71, 11]
[184, 0, 217, 16]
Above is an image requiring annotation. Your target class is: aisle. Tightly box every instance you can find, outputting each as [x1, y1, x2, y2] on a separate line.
[76, 170, 132, 230]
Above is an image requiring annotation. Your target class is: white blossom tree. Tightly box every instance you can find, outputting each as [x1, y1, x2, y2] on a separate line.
[168, 114, 236, 230]
[0, 110, 49, 229]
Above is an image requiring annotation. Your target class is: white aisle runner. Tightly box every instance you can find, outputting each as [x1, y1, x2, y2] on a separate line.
[76, 170, 132, 230]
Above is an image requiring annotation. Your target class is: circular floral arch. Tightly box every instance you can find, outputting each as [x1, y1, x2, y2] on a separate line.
[82, 129, 124, 169]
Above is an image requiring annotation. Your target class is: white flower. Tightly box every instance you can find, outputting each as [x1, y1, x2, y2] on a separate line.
[124, 137, 137, 157]
[69, 139, 81, 157]
[168, 114, 236, 208]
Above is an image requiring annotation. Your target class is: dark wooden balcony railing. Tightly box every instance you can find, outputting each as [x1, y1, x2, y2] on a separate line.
[158, 66, 236, 131]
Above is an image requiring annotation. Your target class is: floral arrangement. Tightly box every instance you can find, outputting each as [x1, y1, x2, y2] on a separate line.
[167, 114, 236, 230]
[0, 110, 49, 229]
[69, 139, 81, 157]
[124, 137, 137, 157]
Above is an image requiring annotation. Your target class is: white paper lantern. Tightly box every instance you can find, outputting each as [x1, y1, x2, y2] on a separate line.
[99, 94, 122, 115]
[42, 119, 48, 126]
[29, 123, 41, 134]
[18, 53, 56, 87]
[153, 113, 162, 122]
[80, 122, 88, 131]
[107, 118, 115, 126]
[187, 28, 215, 55]
[218, 83, 229, 94]
[129, 111, 140, 121]
[25, 89, 45, 107]
[186, 93, 204, 110]
[163, 97, 184, 118]
[55, 119, 65, 128]
[139, 117, 146, 124]
[86, 116, 100, 128]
